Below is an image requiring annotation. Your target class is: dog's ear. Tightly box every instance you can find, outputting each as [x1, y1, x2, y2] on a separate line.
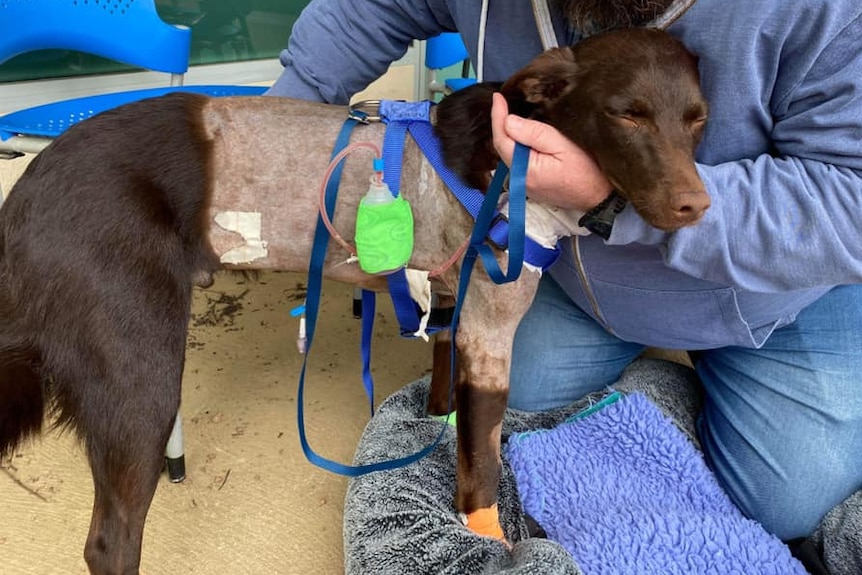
[434, 82, 503, 190]
[501, 47, 579, 114]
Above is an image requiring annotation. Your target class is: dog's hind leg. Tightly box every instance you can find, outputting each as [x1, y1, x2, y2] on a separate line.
[452, 265, 540, 541]
[79, 338, 185, 575]
[67, 289, 191, 575]
[428, 330, 460, 416]
[0, 277, 44, 458]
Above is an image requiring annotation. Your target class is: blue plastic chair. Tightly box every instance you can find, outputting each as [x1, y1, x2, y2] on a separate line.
[0, 0, 266, 157]
[425, 32, 476, 99]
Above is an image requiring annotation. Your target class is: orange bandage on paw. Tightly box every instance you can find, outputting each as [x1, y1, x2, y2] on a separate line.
[464, 504, 505, 540]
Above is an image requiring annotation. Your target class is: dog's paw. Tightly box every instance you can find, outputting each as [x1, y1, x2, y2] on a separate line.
[460, 504, 506, 541]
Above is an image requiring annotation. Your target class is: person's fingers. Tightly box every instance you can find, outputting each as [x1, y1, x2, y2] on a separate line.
[503, 113, 568, 155]
[489, 92, 611, 209]
[491, 93, 515, 166]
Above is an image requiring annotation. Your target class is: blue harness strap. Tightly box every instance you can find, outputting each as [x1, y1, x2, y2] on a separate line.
[405, 120, 560, 270]
[376, 100, 556, 340]
[298, 100, 534, 477]
[454, 143, 531, 303]
[385, 268, 421, 336]
[372, 101, 431, 343]
[298, 114, 452, 477]
[359, 288, 377, 415]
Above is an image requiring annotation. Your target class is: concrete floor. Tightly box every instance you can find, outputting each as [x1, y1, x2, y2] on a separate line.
[0, 271, 431, 574]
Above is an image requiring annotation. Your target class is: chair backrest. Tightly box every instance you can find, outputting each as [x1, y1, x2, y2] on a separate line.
[425, 32, 475, 99]
[425, 32, 469, 71]
[0, 0, 191, 74]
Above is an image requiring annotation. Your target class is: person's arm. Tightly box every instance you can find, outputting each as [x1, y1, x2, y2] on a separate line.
[266, 0, 455, 104]
[610, 16, 862, 293]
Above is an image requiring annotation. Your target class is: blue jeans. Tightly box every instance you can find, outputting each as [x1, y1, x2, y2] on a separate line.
[509, 275, 862, 540]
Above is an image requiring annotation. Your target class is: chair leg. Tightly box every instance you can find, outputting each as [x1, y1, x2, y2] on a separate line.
[353, 286, 363, 318]
[165, 411, 186, 483]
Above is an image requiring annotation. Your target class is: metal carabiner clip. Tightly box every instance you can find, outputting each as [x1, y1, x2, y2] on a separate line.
[348, 99, 383, 124]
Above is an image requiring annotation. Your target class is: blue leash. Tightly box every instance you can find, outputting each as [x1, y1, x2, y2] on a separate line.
[297, 114, 451, 475]
[297, 104, 531, 477]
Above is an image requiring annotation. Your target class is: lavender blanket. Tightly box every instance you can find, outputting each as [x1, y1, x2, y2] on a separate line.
[505, 392, 807, 574]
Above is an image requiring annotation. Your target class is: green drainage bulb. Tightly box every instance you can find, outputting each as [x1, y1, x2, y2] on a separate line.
[354, 177, 414, 275]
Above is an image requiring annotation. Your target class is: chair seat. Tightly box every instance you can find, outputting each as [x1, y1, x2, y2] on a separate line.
[444, 77, 477, 92]
[0, 85, 267, 141]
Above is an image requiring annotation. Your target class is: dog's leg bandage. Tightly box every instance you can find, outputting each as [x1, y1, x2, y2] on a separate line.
[463, 504, 505, 540]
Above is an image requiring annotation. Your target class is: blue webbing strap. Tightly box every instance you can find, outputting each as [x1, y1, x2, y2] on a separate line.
[360, 288, 376, 416]
[403, 120, 489, 218]
[356, 268, 424, 420]
[379, 100, 433, 199]
[376, 101, 448, 340]
[381, 118, 408, 196]
[357, 268, 425, 420]
[385, 268, 421, 336]
[457, 144, 530, 290]
[299, 103, 531, 477]
[299, 116, 451, 476]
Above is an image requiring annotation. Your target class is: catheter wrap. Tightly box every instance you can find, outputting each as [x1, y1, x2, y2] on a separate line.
[354, 180, 414, 275]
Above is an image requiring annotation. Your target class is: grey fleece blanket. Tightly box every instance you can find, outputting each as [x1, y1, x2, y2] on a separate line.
[343, 358, 861, 574]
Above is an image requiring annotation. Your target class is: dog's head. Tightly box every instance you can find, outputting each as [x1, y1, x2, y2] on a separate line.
[435, 28, 710, 231]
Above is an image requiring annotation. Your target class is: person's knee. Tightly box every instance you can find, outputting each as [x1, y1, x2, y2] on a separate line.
[702, 403, 862, 541]
[696, 312, 862, 541]
[719, 464, 858, 541]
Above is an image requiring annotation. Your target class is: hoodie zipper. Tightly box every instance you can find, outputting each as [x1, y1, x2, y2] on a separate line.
[573, 236, 616, 335]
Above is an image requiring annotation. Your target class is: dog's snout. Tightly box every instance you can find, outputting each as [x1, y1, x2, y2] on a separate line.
[670, 190, 710, 223]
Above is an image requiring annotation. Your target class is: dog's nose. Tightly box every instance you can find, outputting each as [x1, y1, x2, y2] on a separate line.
[670, 190, 710, 223]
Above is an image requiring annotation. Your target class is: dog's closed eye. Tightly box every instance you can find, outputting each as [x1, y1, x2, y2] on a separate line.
[684, 104, 709, 129]
[605, 103, 652, 129]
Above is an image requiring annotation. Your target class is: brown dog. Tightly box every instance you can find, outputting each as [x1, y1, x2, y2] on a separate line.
[0, 28, 706, 574]
[435, 28, 710, 230]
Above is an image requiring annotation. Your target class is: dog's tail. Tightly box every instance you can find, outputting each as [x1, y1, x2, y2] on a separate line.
[0, 345, 43, 460]
[0, 282, 44, 460]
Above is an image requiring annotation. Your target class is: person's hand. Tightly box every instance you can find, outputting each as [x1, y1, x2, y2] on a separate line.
[491, 93, 612, 211]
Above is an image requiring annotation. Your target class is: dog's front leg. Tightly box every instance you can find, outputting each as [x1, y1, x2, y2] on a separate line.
[453, 266, 540, 541]
[454, 349, 508, 541]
